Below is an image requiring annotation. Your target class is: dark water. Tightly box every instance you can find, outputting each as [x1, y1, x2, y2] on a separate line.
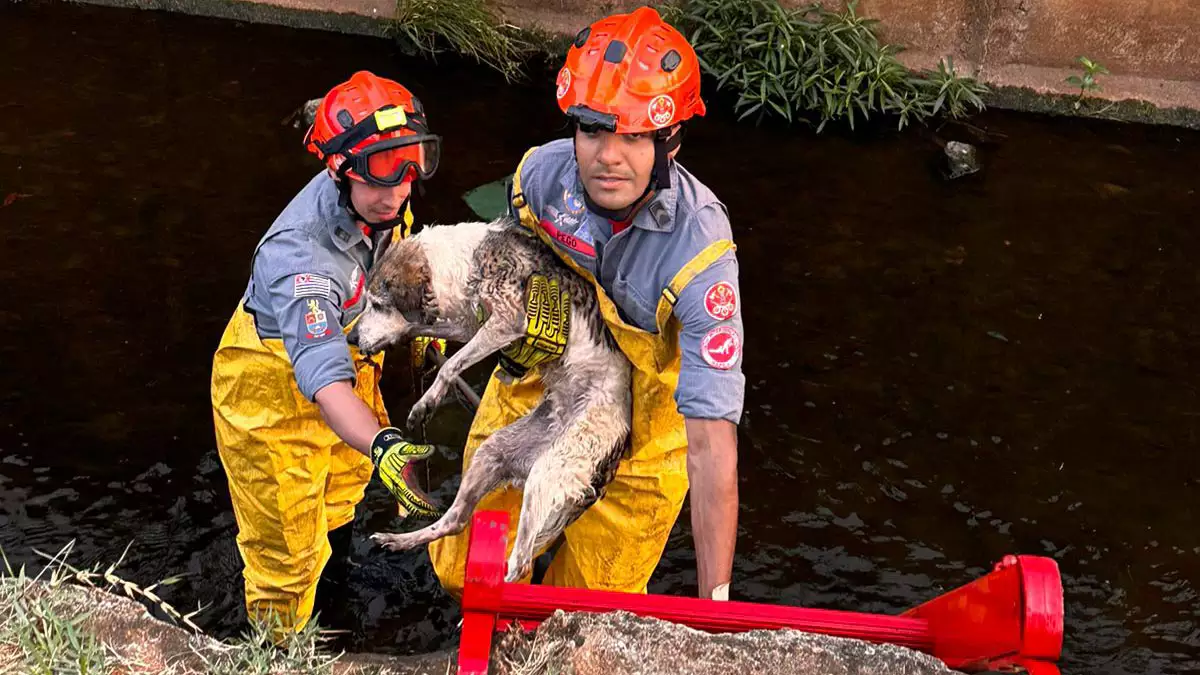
[3, 1, 1199, 671]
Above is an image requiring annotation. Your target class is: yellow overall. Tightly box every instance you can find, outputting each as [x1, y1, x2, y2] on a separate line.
[429, 148, 734, 595]
[210, 216, 410, 634]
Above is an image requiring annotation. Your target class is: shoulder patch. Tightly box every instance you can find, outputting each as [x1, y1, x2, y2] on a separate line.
[703, 281, 738, 321]
[302, 298, 334, 342]
[294, 273, 332, 299]
[700, 325, 741, 370]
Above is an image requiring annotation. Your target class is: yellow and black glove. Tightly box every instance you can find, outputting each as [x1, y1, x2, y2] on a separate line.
[371, 427, 442, 520]
[497, 273, 571, 380]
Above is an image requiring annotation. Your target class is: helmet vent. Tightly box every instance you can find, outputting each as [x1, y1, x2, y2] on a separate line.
[603, 40, 627, 64]
[574, 27, 590, 48]
[661, 49, 681, 72]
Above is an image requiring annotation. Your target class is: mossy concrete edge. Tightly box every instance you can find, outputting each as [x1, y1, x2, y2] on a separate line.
[61, 0, 1200, 130]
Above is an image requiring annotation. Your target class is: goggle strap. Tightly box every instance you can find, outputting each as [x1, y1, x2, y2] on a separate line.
[316, 107, 429, 157]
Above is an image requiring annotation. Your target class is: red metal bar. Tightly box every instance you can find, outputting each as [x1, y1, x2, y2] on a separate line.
[492, 584, 933, 649]
[457, 510, 1063, 675]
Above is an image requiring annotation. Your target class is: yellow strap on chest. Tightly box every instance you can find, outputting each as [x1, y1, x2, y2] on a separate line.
[509, 145, 735, 337]
[397, 202, 415, 240]
[510, 145, 540, 232]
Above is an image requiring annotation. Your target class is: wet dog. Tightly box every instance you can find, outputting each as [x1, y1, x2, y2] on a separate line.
[349, 217, 631, 582]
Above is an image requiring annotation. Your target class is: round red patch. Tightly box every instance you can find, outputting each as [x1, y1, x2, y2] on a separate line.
[700, 325, 742, 370]
[647, 94, 675, 127]
[556, 67, 572, 100]
[703, 281, 738, 321]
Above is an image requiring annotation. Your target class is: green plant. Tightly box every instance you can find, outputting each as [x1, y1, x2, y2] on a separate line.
[662, 0, 988, 130]
[914, 55, 990, 119]
[196, 612, 342, 675]
[391, 0, 531, 82]
[1, 572, 116, 674]
[0, 542, 160, 674]
[1065, 55, 1109, 107]
[2, 542, 350, 675]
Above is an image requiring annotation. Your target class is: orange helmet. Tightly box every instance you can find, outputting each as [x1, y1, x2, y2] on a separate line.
[555, 6, 706, 135]
[304, 70, 441, 187]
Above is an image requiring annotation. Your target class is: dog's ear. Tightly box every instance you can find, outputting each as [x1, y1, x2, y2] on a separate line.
[397, 254, 430, 290]
[385, 252, 431, 312]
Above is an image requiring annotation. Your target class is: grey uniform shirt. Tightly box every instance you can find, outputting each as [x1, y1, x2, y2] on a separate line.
[510, 139, 745, 424]
[243, 170, 388, 401]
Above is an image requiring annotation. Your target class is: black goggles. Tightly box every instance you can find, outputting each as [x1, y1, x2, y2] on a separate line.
[567, 104, 618, 133]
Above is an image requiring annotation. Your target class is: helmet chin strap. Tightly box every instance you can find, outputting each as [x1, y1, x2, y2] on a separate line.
[333, 164, 413, 233]
[577, 125, 684, 222]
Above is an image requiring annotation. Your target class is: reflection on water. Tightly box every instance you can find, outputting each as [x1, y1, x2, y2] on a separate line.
[2, 1, 1198, 671]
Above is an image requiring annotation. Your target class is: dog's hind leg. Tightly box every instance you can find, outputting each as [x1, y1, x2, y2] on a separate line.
[504, 405, 629, 583]
[407, 318, 524, 431]
[505, 458, 585, 584]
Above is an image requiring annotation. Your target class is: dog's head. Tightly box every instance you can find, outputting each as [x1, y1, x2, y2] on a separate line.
[348, 237, 431, 356]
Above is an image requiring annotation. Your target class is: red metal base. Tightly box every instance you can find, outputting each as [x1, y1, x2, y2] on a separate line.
[457, 511, 1063, 675]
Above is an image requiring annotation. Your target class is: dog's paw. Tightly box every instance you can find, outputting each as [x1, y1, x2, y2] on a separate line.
[504, 554, 533, 584]
[406, 400, 432, 432]
[371, 532, 420, 552]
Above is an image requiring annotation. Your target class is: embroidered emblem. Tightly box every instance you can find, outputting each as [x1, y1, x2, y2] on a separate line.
[703, 281, 738, 321]
[304, 298, 329, 339]
[564, 186, 585, 215]
[700, 325, 741, 370]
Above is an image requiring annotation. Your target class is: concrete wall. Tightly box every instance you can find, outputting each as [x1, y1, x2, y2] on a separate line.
[70, 0, 1200, 114]
[836, 0, 1200, 111]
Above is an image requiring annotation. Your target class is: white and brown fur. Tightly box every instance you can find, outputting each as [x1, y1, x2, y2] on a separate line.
[349, 217, 632, 583]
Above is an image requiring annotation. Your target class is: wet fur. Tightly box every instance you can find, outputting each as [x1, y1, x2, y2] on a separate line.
[351, 217, 632, 583]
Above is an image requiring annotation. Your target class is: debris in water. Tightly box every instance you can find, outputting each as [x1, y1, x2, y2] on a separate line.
[944, 245, 967, 265]
[1097, 182, 1131, 197]
[987, 331, 1009, 342]
[2, 192, 33, 207]
[943, 141, 980, 179]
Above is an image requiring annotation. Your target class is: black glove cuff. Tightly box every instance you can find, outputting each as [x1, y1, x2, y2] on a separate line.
[371, 426, 404, 461]
[497, 353, 529, 380]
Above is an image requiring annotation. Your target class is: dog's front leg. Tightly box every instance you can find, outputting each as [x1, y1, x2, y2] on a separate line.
[407, 318, 524, 431]
[403, 321, 476, 344]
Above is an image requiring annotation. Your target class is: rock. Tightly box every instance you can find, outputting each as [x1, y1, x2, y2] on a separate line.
[1, 579, 454, 674]
[490, 609, 963, 675]
[282, 97, 323, 129]
[5, 582, 962, 674]
[943, 140, 980, 179]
